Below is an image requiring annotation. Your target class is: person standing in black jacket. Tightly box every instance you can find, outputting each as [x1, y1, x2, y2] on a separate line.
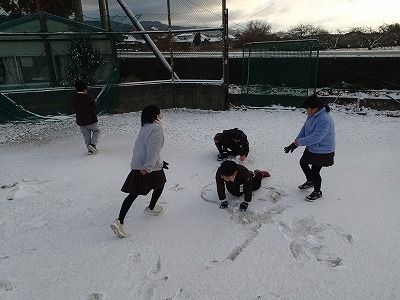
[70, 80, 100, 154]
[214, 128, 249, 162]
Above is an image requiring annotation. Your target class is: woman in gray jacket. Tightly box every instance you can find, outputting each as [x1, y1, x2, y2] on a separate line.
[111, 105, 167, 238]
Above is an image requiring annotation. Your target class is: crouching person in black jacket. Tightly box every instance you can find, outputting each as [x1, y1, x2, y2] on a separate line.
[214, 128, 249, 162]
[216, 160, 270, 211]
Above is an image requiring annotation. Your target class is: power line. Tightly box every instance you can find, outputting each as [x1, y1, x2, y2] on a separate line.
[232, 0, 283, 29]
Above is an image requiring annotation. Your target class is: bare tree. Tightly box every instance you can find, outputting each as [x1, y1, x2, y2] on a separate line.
[379, 23, 400, 47]
[323, 29, 346, 49]
[287, 23, 329, 40]
[344, 23, 400, 49]
[363, 26, 385, 49]
[345, 26, 392, 49]
[233, 20, 274, 48]
[232, 20, 400, 50]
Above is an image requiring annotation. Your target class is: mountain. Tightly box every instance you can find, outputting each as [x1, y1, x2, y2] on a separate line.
[84, 19, 198, 32]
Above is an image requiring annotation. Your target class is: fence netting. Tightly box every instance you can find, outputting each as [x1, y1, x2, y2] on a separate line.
[241, 39, 320, 107]
[0, 0, 223, 122]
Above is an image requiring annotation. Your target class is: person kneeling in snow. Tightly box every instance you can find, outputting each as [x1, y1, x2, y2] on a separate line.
[214, 128, 249, 162]
[216, 160, 270, 211]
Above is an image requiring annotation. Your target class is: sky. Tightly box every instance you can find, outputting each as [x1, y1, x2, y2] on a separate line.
[227, 0, 400, 32]
[1, 102, 400, 299]
[81, 0, 399, 32]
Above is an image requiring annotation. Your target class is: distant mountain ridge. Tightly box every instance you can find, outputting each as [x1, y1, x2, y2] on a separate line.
[84, 19, 202, 32]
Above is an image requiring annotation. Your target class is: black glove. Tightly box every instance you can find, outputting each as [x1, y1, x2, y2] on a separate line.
[162, 161, 169, 169]
[239, 202, 248, 211]
[219, 201, 228, 209]
[284, 142, 297, 153]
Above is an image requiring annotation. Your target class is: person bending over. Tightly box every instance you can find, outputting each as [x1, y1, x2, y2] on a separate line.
[214, 128, 249, 162]
[216, 160, 270, 211]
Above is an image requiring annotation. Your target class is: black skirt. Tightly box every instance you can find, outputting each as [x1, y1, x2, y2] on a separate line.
[121, 169, 166, 195]
[300, 148, 335, 167]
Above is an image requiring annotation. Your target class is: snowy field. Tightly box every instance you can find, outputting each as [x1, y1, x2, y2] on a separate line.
[1, 107, 400, 300]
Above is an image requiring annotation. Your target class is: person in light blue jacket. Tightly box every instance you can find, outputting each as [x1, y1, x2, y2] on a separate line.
[284, 95, 335, 201]
[111, 105, 168, 238]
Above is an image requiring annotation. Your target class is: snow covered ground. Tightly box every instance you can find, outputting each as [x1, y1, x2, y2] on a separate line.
[1, 107, 399, 299]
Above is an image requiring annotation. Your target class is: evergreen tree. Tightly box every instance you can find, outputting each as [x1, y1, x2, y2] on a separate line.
[193, 32, 202, 45]
[65, 36, 105, 85]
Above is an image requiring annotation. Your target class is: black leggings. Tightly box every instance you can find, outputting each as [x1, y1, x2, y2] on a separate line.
[118, 186, 164, 224]
[300, 162, 323, 192]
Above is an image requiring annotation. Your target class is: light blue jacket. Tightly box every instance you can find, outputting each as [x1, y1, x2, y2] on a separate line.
[296, 107, 335, 154]
[131, 121, 164, 172]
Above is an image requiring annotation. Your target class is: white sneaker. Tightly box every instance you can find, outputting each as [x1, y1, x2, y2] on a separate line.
[110, 219, 129, 238]
[87, 144, 97, 154]
[144, 205, 163, 215]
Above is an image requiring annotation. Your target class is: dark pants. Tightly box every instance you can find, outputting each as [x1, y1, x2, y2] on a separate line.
[215, 142, 225, 154]
[300, 162, 323, 192]
[118, 186, 164, 224]
[252, 174, 263, 191]
[215, 142, 240, 156]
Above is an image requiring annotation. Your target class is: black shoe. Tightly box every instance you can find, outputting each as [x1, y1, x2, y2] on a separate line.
[217, 153, 228, 161]
[219, 201, 228, 209]
[239, 202, 248, 211]
[298, 181, 314, 189]
[305, 191, 322, 201]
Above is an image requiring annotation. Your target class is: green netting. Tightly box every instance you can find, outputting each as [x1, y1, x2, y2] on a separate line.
[0, 12, 123, 123]
[94, 59, 120, 115]
[0, 93, 45, 122]
[0, 59, 120, 123]
[241, 39, 319, 107]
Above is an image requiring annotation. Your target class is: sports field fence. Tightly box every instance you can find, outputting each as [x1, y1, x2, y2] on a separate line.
[0, 0, 226, 122]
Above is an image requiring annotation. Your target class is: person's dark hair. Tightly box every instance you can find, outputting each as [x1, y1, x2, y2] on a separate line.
[302, 95, 330, 112]
[141, 105, 160, 126]
[75, 80, 87, 92]
[219, 160, 238, 176]
[232, 128, 244, 141]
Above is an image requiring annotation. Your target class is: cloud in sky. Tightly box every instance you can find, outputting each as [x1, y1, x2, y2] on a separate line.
[227, 0, 399, 32]
[82, 0, 398, 32]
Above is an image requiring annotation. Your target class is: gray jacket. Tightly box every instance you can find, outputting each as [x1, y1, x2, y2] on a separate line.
[131, 121, 164, 172]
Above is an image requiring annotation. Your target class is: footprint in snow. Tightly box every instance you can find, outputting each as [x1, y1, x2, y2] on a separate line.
[0, 279, 15, 292]
[278, 215, 353, 268]
[87, 293, 104, 300]
[133, 255, 168, 300]
[5, 184, 41, 200]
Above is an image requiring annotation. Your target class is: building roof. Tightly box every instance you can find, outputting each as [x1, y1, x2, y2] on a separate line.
[0, 12, 107, 33]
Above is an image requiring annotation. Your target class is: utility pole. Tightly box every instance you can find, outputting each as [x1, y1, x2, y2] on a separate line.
[35, 0, 57, 86]
[222, 0, 229, 110]
[98, 0, 109, 30]
[167, 0, 175, 81]
[116, 0, 179, 79]
[73, 0, 84, 22]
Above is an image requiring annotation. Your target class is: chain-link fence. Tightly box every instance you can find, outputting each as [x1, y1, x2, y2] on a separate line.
[0, 0, 225, 121]
[0, 0, 224, 84]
